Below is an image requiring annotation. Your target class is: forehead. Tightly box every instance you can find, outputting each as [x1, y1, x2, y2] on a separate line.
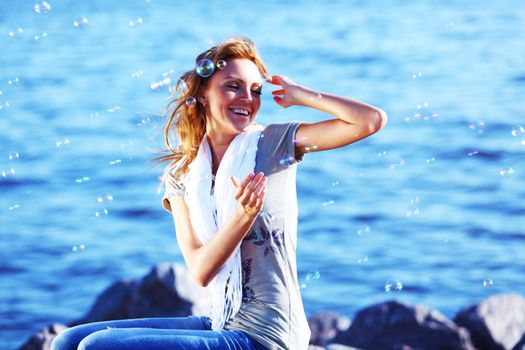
[213, 58, 263, 85]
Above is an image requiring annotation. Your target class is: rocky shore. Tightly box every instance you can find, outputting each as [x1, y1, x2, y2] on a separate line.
[20, 263, 525, 350]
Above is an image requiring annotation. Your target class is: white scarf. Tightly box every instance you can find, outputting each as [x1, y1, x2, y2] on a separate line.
[185, 124, 264, 330]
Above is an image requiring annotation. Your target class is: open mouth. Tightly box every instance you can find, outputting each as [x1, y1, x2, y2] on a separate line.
[229, 108, 251, 118]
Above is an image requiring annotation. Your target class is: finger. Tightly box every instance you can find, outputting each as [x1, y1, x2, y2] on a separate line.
[253, 178, 266, 196]
[231, 176, 239, 188]
[247, 172, 264, 191]
[271, 89, 285, 95]
[267, 75, 281, 85]
[235, 173, 254, 200]
[273, 96, 284, 106]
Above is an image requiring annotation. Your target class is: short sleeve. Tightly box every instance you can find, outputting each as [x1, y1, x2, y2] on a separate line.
[161, 169, 186, 214]
[258, 121, 304, 166]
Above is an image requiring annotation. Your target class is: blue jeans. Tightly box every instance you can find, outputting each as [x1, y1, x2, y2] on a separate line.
[50, 316, 258, 350]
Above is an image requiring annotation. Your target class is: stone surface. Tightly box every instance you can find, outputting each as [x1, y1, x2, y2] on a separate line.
[70, 262, 208, 326]
[20, 263, 208, 350]
[308, 311, 351, 346]
[334, 300, 476, 350]
[455, 293, 525, 350]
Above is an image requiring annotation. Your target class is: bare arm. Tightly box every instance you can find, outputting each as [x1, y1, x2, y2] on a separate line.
[268, 75, 387, 158]
[168, 172, 266, 287]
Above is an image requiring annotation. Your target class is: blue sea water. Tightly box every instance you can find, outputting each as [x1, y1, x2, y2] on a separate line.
[1, 0, 524, 348]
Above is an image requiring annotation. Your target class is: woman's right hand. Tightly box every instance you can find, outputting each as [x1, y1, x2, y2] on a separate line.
[231, 172, 266, 218]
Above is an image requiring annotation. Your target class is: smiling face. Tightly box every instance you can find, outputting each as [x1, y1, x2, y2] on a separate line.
[200, 58, 264, 138]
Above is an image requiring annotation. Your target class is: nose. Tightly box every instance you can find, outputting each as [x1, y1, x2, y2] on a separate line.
[237, 86, 254, 101]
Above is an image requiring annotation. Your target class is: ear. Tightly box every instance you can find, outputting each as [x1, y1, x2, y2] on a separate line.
[197, 95, 207, 106]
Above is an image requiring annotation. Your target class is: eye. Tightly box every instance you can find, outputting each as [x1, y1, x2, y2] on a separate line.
[251, 89, 262, 96]
[227, 84, 239, 90]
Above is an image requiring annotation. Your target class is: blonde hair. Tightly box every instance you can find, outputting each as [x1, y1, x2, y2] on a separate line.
[149, 36, 269, 192]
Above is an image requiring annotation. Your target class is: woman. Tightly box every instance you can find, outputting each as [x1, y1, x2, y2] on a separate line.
[51, 36, 386, 350]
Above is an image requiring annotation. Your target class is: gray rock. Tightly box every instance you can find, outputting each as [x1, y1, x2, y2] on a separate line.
[20, 323, 68, 350]
[70, 262, 208, 326]
[334, 300, 476, 350]
[308, 311, 351, 346]
[20, 263, 208, 350]
[455, 293, 525, 350]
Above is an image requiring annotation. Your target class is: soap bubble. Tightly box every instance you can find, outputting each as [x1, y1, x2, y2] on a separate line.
[185, 97, 196, 106]
[196, 59, 214, 78]
[73, 17, 88, 28]
[306, 270, 320, 281]
[129, 16, 143, 27]
[217, 60, 227, 69]
[483, 279, 494, 287]
[8, 28, 24, 38]
[357, 224, 370, 235]
[385, 279, 403, 293]
[72, 244, 86, 252]
[34, 1, 52, 14]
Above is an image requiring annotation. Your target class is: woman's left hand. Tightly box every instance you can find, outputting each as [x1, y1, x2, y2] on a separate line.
[267, 75, 302, 108]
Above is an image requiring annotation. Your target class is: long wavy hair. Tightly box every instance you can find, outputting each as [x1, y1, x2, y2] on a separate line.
[150, 36, 269, 192]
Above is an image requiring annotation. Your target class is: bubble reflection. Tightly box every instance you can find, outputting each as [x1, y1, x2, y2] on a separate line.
[34, 1, 52, 14]
[385, 279, 403, 293]
[73, 17, 88, 28]
[196, 59, 214, 78]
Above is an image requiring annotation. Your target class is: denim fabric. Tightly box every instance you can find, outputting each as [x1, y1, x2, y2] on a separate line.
[50, 316, 258, 350]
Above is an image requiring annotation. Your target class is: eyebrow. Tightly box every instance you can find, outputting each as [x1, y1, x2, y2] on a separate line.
[224, 75, 263, 86]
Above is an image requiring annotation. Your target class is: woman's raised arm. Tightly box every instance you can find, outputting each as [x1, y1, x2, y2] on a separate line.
[168, 172, 266, 287]
[268, 75, 387, 158]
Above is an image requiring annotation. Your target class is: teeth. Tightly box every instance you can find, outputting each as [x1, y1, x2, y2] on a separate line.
[231, 108, 249, 116]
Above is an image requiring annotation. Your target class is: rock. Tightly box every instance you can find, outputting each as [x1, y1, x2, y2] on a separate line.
[70, 262, 208, 326]
[19, 323, 68, 350]
[20, 263, 208, 350]
[454, 293, 525, 350]
[308, 311, 351, 346]
[334, 300, 476, 350]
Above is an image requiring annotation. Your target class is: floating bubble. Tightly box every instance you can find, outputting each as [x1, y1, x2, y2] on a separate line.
[483, 279, 494, 287]
[131, 70, 144, 78]
[322, 200, 335, 207]
[8, 28, 24, 38]
[34, 32, 48, 40]
[8, 204, 20, 210]
[34, 1, 52, 14]
[217, 60, 227, 69]
[426, 157, 435, 163]
[511, 125, 524, 137]
[357, 256, 368, 264]
[185, 97, 196, 106]
[196, 59, 214, 78]
[95, 209, 109, 217]
[71, 244, 86, 252]
[8, 152, 20, 160]
[55, 138, 70, 147]
[1, 168, 16, 177]
[378, 150, 387, 157]
[385, 279, 403, 293]
[412, 72, 422, 79]
[357, 224, 370, 235]
[129, 16, 143, 27]
[306, 270, 320, 281]
[73, 17, 88, 28]
[150, 77, 171, 91]
[468, 151, 479, 156]
[109, 159, 122, 165]
[75, 176, 90, 183]
[498, 167, 514, 176]
[331, 180, 339, 186]
[8, 77, 20, 85]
